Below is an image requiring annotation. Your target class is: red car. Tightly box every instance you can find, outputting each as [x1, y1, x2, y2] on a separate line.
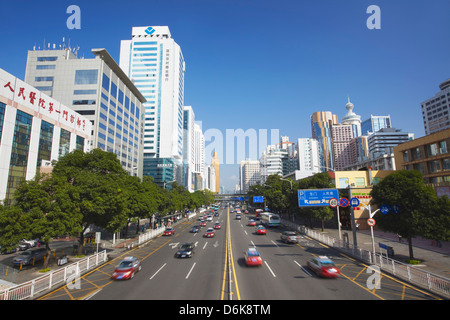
[199, 220, 207, 227]
[307, 256, 341, 278]
[204, 228, 215, 238]
[112, 256, 141, 280]
[164, 227, 175, 236]
[256, 225, 266, 235]
[245, 248, 262, 266]
[248, 219, 256, 226]
[214, 222, 221, 229]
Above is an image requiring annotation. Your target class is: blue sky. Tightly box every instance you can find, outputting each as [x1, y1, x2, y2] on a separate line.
[1, 0, 449, 191]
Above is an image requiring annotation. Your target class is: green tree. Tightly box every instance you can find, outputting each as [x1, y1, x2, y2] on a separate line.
[51, 148, 130, 254]
[370, 170, 442, 260]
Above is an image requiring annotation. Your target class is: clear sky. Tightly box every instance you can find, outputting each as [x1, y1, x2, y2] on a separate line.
[1, 0, 449, 192]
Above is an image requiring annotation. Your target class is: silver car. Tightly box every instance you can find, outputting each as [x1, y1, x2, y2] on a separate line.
[280, 231, 299, 244]
[13, 247, 46, 266]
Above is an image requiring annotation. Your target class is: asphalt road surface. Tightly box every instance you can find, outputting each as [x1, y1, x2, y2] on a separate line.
[38, 207, 441, 301]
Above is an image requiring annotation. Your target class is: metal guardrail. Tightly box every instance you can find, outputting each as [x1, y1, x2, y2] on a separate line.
[281, 219, 450, 299]
[0, 250, 108, 300]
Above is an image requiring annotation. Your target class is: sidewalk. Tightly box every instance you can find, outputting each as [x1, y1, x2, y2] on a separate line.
[316, 226, 450, 279]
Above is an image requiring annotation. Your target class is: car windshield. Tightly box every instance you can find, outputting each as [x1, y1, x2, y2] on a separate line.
[180, 245, 192, 250]
[118, 261, 133, 268]
[247, 250, 259, 257]
[20, 251, 32, 255]
[321, 261, 335, 267]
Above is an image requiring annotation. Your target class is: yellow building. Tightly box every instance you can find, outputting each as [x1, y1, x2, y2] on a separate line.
[211, 152, 220, 193]
[333, 169, 394, 229]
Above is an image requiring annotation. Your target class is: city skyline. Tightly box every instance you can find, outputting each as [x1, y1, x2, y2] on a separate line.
[0, 0, 449, 191]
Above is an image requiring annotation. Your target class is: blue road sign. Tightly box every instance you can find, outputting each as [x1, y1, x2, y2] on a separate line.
[339, 197, 349, 207]
[391, 205, 400, 214]
[379, 242, 388, 250]
[298, 189, 339, 207]
[380, 204, 390, 214]
[350, 197, 360, 207]
[253, 196, 264, 203]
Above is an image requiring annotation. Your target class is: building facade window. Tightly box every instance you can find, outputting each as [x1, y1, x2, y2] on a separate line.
[0, 102, 5, 144]
[74, 69, 99, 85]
[6, 110, 33, 203]
[76, 135, 85, 150]
[37, 120, 54, 169]
[59, 129, 71, 158]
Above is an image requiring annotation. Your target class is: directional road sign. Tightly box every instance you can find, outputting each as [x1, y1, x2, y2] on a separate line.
[253, 196, 264, 203]
[380, 204, 390, 214]
[298, 189, 339, 207]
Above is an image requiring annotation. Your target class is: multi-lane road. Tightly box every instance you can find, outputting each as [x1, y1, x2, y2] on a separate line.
[39, 206, 440, 301]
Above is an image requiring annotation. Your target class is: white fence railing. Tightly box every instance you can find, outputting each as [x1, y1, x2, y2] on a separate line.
[0, 250, 108, 300]
[281, 219, 450, 299]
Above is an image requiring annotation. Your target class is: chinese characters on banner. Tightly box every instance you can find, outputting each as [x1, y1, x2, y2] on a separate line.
[0, 68, 91, 136]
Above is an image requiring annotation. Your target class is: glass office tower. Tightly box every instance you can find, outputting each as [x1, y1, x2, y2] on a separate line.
[120, 26, 186, 186]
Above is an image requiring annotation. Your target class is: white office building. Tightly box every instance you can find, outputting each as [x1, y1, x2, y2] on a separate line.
[24, 47, 146, 177]
[120, 26, 186, 185]
[0, 68, 92, 203]
[239, 160, 261, 193]
[421, 79, 450, 135]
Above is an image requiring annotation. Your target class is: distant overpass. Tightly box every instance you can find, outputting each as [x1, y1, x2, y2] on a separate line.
[213, 193, 249, 201]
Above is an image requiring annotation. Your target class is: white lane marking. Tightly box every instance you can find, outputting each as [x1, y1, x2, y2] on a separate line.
[294, 260, 312, 277]
[203, 242, 208, 250]
[150, 263, 167, 280]
[244, 230, 248, 235]
[264, 261, 276, 277]
[83, 289, 102, 300]
[186, 262, 196, 279]
[251, 241, 256, 247]
[271, 240, 279, 247]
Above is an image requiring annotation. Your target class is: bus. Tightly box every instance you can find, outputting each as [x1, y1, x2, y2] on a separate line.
[255, 209, 264, 218]
[260, 212, 280, 227]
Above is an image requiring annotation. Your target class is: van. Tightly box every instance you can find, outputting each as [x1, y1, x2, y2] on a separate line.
[13, 247, 47, 266]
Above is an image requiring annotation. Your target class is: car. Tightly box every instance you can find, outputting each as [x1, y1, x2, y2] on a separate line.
[245, 248, 262, 266]
[307, 256, 340, 278]
[244, 210, 249, 214]
[214, 222, 221, 229]
[112, 256, 141, 280]
[175, 243, 195, 258]
[19, 239, 36, 250]
[256, 225, 266, 235]
[280, 231, 299, 244]
[236, 214, 241, 220]
[248, 219, 256, 226]
[12, 247, 47, 266]
[199, 220, 207, 227]
[206, 215, 213, 221]
[191, 225, 200, 233]
[204, 228, 215, 238]
[164, 227, 175, 236]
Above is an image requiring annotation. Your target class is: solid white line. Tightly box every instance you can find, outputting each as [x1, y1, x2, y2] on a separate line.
[203, 242, 208, 249]
[150, 263, 167, 280]
[264, 261, 276, 277]
[271, 240, 279, 247]
[294, 260, 312, 277]
[251, 240, 256, 247]
[186, 262, 196, 279]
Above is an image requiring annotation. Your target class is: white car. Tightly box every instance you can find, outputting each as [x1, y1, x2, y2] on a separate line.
[206, 215, 213, 221]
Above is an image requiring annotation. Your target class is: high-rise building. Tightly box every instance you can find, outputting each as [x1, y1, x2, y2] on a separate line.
[211, 152, 220, 193]
[311, 111, 338, 170]
[341, 99, 361, 138]
[0, 68, 92, 203]
[421, 79, 450, 135]
[239, 160, 261, 193]
[120, 26, 186, 185]
[24, 47, 146, 177]
[193, 122, 205, 190]
[183, 106, 195, 191]
[361, 115, 391, 135]
[259, 144, 287, 183]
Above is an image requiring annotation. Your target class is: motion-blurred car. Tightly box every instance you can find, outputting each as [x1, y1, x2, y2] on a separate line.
[248, 219, 256, 226]
[256, 225, 266, 235]
[214, 222, 221, 229]
[280, 231, 299, 244]
[163, 227, 175, 236]
[307, 256, 340, 278]
[245, 248, 262, 266]
[175, 243, 195, 258]
[204, 228, 215, 238]
[112, 256, 141, 280]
